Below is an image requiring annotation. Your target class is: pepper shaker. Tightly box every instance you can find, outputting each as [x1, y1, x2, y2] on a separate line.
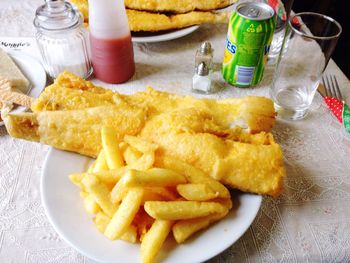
[192, 62, 213, 94]
[33, 0, 92, 79]
[195, 41, 214, 71]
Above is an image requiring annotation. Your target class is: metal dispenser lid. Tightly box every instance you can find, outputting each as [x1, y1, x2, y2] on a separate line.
[199, 41, 213, 54]
[33, 0, 82, 31]
[196, 62, 209, 76]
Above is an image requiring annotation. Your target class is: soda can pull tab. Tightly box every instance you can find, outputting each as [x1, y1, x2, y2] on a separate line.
[247, 7, 260, 18]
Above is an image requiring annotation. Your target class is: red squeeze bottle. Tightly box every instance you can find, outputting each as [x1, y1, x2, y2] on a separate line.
[89, 0, 135, 84]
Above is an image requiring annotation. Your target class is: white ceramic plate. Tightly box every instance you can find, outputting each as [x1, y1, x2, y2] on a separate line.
[0, 52, 46, 126]
[131, 26, 200, 43]
[41, 148, 262, 263]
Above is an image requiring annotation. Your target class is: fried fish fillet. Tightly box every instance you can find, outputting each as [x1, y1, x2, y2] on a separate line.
[125, 0, 235, 13]
[126, 9, 229, 32]
[6, 71, 285, 197]
[69, 0, 230, 31]
[31, 71, 276, 134]
[139, 109, 284, 197]
[4, 107, 285, 197]
[4, 105, 145, 157]
[70, 0, 234, 15]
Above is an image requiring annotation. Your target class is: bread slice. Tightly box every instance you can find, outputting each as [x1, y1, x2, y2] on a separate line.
[0, 48, 30, 93]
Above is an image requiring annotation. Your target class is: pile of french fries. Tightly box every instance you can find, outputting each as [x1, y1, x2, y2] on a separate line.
[69, 126, 232, 263]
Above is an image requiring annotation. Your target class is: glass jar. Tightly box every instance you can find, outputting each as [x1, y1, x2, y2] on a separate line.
[33, 0, 92, 79]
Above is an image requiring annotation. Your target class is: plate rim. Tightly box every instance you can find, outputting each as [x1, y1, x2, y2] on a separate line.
[41, 147, 262, 262]
[131, 25, 200, 43]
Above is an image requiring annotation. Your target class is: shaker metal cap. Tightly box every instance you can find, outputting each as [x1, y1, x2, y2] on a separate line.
[196, 62, 209, 76]
[33, 0, 82, 31]
[199, 41, 213, 54]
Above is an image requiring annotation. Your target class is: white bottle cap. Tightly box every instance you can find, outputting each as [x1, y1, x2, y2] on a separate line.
[89, 0, 130, 39]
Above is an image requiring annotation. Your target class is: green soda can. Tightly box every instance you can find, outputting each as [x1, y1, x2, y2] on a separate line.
[222, 2, 276, 87]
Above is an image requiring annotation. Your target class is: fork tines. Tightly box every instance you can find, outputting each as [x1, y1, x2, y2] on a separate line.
[322, 74, 343, 101]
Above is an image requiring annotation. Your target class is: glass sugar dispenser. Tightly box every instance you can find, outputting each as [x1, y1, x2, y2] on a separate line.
[33, 0, 92, 79]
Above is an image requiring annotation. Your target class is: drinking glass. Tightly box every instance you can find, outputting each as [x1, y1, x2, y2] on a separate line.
[270, 12, 342, 120]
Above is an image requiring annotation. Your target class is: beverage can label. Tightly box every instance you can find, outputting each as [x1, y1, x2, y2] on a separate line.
[222, 2, 276, 87]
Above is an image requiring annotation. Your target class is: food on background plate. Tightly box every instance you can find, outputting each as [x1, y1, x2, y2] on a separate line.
[3, 71, 285, 197]
[124, 0, 235, 13]
[0, 78, 34, 108]
[69, 0, 233, 31]
[0, 48, 30, 93]
[126, 9, 229, 32]
[69, 127, 232, 263]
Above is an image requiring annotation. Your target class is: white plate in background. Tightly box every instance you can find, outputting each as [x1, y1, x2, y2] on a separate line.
[132, 26, 200, 43]
[41, 147, 262, 263]
[0, 52, 46, 126]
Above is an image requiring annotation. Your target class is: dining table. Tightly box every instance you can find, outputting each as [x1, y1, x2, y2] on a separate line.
[1, 0, 350, 262]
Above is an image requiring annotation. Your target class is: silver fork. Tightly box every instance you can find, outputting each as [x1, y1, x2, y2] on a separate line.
[322, 74, 344, 101]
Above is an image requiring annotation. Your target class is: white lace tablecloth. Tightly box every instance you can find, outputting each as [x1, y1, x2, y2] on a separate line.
[1, 1, 350, 262]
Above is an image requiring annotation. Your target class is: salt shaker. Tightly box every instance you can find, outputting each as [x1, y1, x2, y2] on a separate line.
[195, 41, 214, 71]
[33, 0, 92, 79]
[192, 62, 213, 94]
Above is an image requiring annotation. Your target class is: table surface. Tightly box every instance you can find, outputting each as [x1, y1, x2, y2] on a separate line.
[1, 1, 350, 262]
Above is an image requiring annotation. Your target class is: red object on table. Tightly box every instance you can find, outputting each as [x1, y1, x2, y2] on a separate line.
[324, 96, 344, 122]
[90, 34, 135, 84]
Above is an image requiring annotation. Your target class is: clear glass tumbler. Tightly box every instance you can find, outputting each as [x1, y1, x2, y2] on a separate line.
[270, 12, 342, 120]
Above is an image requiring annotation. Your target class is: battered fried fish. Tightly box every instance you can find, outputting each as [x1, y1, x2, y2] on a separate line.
[70, 0, 235, 15]
[4, 107, 284, 197]
[4, 105, 145, 157]
[31, 71, 276, 134]
[125, 0, 235, 13]
[69, 0, 230, 31]
[5, 72, 285, 197]
[126, 9, 229, 32]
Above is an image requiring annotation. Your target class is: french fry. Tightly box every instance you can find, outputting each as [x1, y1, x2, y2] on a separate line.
[172, 211, 228, 243]
[142, 189, 164, 203]
[118, 141, 128, 153]
[94, 212, 138, 243]
[144, 187, 178, 201]
[80, 190, 88, 198]
[110, 175, 128, 204]
[128, 151, 155, 171]
[140, 220, 173, 263]
[101, 126, 124, 169]
[124, 135, 158, 153]
[94, 212, 111, 233]
[157, 156, 230, 199]
[93, 150, 109, 172]
[69, 126, 234, 261]
[144, 201, 228, 220]
[93, 167, 129, 184]
[120, 224, 138, 243]
[111, 168, 185, 204]
[82, 174, 118, 217]
[69, 173, 86, 189]
[87, 161, 96, 173]
[133, 208, 155, 242]
[123, 145, 143, 165]
[84, 194, 101, 214]
[124, 169, 187, 188]
[104, 188, 144, 240]
[177, 183, 219, 201]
